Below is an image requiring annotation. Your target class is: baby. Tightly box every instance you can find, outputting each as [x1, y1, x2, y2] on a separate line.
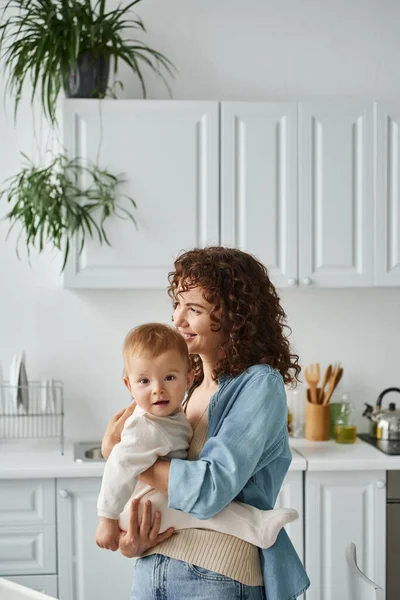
[95, 323, 298, 551]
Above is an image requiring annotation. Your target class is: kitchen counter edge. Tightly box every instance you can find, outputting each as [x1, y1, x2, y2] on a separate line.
[0, 440, 307, 479]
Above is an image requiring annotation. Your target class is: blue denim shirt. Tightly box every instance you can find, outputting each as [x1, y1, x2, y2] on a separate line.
[168, 364, 310, 600]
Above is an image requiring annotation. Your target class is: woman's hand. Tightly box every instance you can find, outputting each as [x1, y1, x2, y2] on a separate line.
[101, 403, 136, 459]
[118, 498, 175, 558]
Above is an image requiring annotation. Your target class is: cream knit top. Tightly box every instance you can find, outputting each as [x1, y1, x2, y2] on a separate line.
[143, 406, 263, 586]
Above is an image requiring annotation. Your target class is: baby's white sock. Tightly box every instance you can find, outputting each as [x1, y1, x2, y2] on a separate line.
[259, 507, 299, 548]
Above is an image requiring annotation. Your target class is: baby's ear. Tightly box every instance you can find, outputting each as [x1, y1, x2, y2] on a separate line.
[123, 376, 132, 393]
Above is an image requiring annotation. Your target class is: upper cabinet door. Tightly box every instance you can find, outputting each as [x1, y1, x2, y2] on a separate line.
[220, 102, 298, 288]
[63, 100, 219, 288]
[299, 103, 374, 287]
[376, 103, 400, 285]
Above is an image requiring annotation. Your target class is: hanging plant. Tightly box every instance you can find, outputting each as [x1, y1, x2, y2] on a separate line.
[0, 153, 137, 272]
[0, 0, 176, 124]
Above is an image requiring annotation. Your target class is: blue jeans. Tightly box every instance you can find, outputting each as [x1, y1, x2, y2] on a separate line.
[130, 554, 265, 600]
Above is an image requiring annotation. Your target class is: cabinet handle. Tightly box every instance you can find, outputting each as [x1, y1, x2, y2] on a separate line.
[287, 278, 298, 286]
[376, 480, 386, 489]
[59, 489, 69, 498]
[302, 277, 312, 286]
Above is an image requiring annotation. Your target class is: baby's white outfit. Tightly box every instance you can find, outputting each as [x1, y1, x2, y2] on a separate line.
[98, 406, 192, 520]
[97, 405, 298, 549]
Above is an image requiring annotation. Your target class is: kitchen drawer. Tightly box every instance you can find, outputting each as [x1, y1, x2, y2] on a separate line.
[0, 479, 55, 526]
[4, 574, 58, 596]
[0, 525, 56, 575]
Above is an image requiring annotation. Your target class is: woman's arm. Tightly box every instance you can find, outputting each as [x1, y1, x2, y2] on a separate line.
[138, 460, 170, 495]
[167, 372, 289, 520]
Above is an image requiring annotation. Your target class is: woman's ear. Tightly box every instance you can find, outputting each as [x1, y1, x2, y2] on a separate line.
[186, 369, 195, 390]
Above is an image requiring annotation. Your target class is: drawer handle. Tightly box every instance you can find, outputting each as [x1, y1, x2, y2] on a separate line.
[376, 480, 386, 489]
[59, 489, 70, 498]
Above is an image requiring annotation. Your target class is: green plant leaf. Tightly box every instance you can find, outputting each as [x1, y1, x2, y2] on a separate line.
[0, 0, 176, 125]
[0, 152, 136, 272]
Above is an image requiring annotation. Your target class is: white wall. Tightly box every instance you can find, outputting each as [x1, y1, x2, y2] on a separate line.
[1, 0, 400, 440]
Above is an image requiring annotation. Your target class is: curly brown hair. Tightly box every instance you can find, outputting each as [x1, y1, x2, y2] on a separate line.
[168, 246, 301, 386]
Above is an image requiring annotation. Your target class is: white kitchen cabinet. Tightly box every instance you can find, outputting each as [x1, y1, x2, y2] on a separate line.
[63, 100, 219, 289]
[61, 100, 400, 289]
[0, 479, 55, 526]
[305, 470, 386, 600]
[221, 102, 375, 288]
[0, 479, 56, 576]
[221, 102, 298, 288]
[376, 103, 400, 285]
[63, 99, 380, 290]
[299, 103, 374, 287]
[56, 478, 134, 600]
[0, 526, 56, 577]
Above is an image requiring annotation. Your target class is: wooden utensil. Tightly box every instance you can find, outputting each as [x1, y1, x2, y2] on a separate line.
[304, 363, 320, 404]
[318, 364, 332, 404]
[322, 367, 343, 405]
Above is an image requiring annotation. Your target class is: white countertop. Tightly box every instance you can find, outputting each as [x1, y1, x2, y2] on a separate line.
[0, 439, 307, 478]
[2, 437, 400, 479]
[291, 438, 400, 471]
[288, 448, 307, 471]
[0, 440, 106, 479]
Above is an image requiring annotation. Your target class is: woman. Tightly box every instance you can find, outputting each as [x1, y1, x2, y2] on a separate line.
[102, 247, 310, 600]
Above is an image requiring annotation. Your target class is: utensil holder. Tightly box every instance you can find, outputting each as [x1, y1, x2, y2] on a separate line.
[305, 388, 330, 441]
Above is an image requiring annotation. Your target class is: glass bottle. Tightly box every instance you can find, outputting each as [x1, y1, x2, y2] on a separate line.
[333, 396, 357, 444]
[286, 387, 305, 438]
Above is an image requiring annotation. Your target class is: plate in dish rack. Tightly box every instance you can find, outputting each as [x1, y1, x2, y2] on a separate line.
[41, 378, 55, 414]
[9, 354, 19, 412]
[9, 352, 29, 414]
[18, 354, 29, 414]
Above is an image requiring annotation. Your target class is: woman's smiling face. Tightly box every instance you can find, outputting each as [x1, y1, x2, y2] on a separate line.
[172, 286, 224, 358]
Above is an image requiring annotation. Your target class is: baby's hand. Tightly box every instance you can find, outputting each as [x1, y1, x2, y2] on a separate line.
[96, 517, 119, 551]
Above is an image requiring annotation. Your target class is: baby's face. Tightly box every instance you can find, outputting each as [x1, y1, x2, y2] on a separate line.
[124, 349, 193, 417]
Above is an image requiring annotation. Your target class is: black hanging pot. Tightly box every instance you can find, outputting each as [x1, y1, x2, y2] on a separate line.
[64, 50, 110, 99]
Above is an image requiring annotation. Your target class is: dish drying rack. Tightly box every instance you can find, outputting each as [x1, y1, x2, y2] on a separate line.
[0, 381, 64, 454]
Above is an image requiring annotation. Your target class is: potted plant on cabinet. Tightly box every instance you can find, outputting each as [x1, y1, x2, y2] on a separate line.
[0, 0, 175, 123]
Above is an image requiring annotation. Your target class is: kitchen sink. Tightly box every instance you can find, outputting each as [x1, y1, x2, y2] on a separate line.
[74, 441, 105, 462]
